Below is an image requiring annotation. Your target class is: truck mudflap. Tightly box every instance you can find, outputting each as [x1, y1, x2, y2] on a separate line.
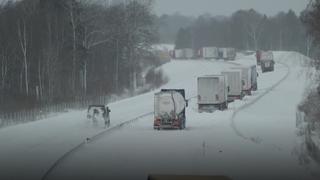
[227, 94, 244, 102]
[198, 102, 228, 112]
[154, 118, 185, 130]
[243, 89, 252, 96]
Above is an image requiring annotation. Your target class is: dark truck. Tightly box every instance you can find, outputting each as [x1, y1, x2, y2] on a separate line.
[261, 59, 275, 73]
[154, 89, 188, 130]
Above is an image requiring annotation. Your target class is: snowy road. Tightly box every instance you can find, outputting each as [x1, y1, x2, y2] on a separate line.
[45, 52, 318, 180]
[0, 51, 317, 180]
[0, 57, 234, 180]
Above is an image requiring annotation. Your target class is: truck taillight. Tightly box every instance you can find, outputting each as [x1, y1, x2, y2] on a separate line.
[154, 118, 161, 125]
[173, 119, 180, 126]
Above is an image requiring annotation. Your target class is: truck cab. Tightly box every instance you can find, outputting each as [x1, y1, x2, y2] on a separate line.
[261, 59, 275, 73]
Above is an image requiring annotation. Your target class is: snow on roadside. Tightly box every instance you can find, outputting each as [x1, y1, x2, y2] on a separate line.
[48, 52, 315, 180]
[0, 51, 309, 180]
[0, 57, 238, 180]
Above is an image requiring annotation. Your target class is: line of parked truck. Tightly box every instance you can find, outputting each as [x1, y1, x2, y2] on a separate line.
[170, 47, 237, 60]
[85, 49, 275, 130]
[153, 50, 275, 130]
[153, 65, 259, 130]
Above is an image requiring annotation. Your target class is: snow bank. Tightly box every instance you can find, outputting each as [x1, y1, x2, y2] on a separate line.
[0, 51, 316, 180]
[47, 52, 318, 180]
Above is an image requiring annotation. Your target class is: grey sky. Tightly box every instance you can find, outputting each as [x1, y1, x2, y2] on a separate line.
[154, 0, 309, 17]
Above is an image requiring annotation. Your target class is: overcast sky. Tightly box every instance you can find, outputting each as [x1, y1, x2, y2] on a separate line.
[154, 0, 309, 17]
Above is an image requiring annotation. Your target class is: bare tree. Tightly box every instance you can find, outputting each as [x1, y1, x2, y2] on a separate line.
[17, 19, 29, 96]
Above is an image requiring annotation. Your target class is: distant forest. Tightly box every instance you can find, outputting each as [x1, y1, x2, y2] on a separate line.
[0, 0, 317, 114]
[0, 0, 162, 112]
[157, 9, 318, 58]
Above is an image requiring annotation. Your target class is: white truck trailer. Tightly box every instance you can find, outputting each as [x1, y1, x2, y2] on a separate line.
[221, 70, 244, 101]
[198, 75, 228, 111]
[154, 89, 188, 130]
[184, 48, 194, 59]
[173, 49, 184, 59]
[232, 66, 252, 95]
[219, 48, 236, 60]
[199, 47, 219, 59]
[173, 48, 194, 59]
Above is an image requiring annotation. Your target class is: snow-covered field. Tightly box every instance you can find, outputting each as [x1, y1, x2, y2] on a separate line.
[0, 51, 318, 180]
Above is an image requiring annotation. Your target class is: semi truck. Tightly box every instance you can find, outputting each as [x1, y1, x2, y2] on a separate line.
[184, 48, 194, 59]
[219, 48, 236, 60]
[198, 75, 228, 111]
[154, 89, 188, 130]
[199, 47, 219, 59]
[232, 66, 252, 95]
[221, 70, 244, 101]
[173, 49, 184, 59]
[173, 49, 194, 59]
[261, 59, 275, 73]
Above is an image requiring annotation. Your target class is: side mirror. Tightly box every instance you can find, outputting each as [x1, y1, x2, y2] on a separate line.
[185, 100, 189, 107]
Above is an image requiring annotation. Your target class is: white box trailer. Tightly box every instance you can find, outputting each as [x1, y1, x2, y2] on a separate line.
[232, 66, 252, 95]
[173, 49, 184, 59]
[184, 48, 194, 59]
[219, 48, 236, 60]
[173, 48, 194, 59]
[221, 70, 244, 101]
[198, 75, 228, 111]
[154, 89, 187, 130]
[200, 47, 219, 59]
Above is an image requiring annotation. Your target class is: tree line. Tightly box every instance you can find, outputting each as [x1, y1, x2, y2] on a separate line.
[173, 9, 310, 55]
[0, 0, 160, 113]
[302, 0, 320, 69]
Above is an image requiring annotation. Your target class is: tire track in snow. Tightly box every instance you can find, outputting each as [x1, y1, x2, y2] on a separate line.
[41, 55, 289, 179]
[41, 112, 153, 180]
[230, 53, 291, 147]
[41, 94, 197, 180]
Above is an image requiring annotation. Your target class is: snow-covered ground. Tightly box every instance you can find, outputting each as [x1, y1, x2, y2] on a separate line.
[0, 51, 318, 180]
